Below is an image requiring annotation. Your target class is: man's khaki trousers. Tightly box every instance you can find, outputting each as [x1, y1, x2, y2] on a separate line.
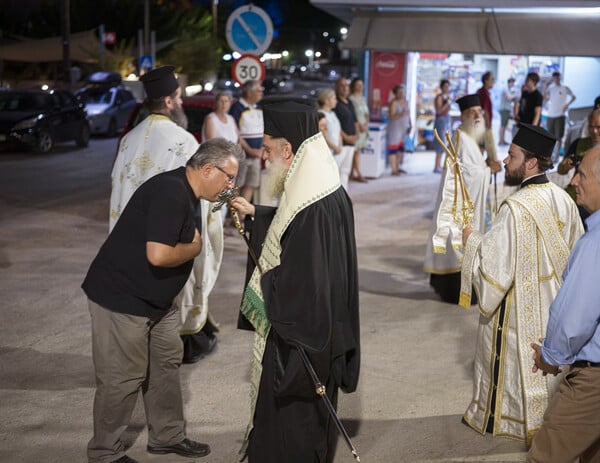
[87, 300, 185, 463]
[527, 365, 600, 463]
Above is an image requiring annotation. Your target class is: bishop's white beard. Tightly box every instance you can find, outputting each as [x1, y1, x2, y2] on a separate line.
[460, 120, 486, 145]
[265, 160, 289, 199]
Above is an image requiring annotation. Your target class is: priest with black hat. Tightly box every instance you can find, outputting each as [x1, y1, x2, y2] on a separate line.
[231, 101, 360, 463]
[424, 93, 502, 304]
[460, 123, 584, 444]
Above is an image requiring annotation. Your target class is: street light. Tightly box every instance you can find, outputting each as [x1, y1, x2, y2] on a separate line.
[305, 49, 314, 69]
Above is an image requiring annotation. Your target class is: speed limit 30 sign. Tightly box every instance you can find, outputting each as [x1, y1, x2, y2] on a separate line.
[232, 54, 266, 85]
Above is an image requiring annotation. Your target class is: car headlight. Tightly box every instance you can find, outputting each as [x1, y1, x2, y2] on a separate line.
[87, 108, 103, 116]
[13, 116, 40, 130]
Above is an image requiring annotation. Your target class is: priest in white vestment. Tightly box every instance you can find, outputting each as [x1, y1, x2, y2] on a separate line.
[461, 123, 584, 444]
[110, 65, 223, 363]
[424, 94, 502, 304]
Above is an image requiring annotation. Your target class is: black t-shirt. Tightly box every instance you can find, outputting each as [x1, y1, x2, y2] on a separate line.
[518, 90, 543, 125]
[333, 98, 358, 144]
[82, 167, 198, 319]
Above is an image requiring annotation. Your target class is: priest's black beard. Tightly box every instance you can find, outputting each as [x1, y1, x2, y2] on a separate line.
[170, 103, 188, 130]
[505, 161, 526, 186]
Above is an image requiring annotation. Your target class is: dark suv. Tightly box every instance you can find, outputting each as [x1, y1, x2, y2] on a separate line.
[0, 89, 90, 153]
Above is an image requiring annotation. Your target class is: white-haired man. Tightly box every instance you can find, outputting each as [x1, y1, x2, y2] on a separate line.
[424, 94, 501, 304]
[527, 144, 600, 462]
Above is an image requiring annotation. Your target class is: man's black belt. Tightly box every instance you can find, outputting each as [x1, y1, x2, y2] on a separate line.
[571, 360, 600, 368]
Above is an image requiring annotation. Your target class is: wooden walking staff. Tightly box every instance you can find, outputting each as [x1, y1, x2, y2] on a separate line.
[214, 188, 361, 462]
[434, 129, 475, 228]
[484, 128, 500, 214]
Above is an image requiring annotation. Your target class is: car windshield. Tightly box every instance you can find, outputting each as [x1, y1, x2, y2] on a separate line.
[0, 93, 53, 111]
[81, 90, 113, 105]
[184, 106, 212, 133]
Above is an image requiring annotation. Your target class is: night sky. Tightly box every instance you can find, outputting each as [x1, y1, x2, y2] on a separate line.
[0, 0, 344, 44]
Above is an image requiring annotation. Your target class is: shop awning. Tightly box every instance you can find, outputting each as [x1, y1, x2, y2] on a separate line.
[343, 10, 600, 57]
[0, 30, 109, 63]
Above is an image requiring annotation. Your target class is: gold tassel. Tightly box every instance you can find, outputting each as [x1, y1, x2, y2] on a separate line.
[458, 291, 472, 309]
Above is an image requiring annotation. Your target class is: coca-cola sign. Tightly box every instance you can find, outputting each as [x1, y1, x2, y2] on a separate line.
[374, 53, 399, 77]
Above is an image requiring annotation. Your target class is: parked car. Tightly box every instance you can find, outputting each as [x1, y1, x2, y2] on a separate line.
[0, 88, 90, 153]
[76, 86, 137, 137]
[120, 94, 216, 144]
[118, 92, 317, 152]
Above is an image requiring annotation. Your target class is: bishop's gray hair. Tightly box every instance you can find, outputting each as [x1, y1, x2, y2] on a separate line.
[186, 138, 244, 169]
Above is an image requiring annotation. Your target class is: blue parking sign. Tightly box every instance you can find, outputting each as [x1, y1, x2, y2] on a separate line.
[226, 5, 273, 56]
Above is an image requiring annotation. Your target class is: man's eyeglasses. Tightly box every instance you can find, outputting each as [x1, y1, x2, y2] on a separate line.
[214, 165, 236, 183]
[589, 125, 600, 131]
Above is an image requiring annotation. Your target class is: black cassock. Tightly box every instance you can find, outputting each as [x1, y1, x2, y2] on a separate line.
[239, 186, 360, 463]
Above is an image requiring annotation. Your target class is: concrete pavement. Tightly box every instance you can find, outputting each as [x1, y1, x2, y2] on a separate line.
[0, 146, 531, 462]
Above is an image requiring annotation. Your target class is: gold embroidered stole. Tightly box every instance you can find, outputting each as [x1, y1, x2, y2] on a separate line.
[505, 185, 570, 442]
[239, 133, 341, 455]
[459, 230, 482, 309]
[462, 185, 569, 438]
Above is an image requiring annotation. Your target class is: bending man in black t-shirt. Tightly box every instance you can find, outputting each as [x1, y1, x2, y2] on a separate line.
[82, 138, 243, 463]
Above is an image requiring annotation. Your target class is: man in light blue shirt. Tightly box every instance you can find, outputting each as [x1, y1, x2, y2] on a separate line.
[528, 144, 600, 463]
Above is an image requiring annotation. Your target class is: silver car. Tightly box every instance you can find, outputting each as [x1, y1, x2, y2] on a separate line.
[78, 87, 137, 137]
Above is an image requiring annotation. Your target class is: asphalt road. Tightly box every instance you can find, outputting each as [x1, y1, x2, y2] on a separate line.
[0, 140, 529, 462]
[0, 137, 116, 208]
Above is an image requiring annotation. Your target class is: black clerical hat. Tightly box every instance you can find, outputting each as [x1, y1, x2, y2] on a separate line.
[512, 123, 556, 158]
[263, 101, 319, 154]
[457, 94, 481, 112]
[140, 65, 179, 99]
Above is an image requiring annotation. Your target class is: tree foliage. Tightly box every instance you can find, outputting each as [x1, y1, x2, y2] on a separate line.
[160, 8, 220, 82]
[0, 0, 219, 80]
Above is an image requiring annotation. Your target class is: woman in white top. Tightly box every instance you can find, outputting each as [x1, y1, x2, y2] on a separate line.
[348, 77, 369, 182]
[317, 89, 342, 153]
[387, 84, 411, 175]
[201, 91, 239, 143]
[201, 91, 240, 224]
[317, 88, 352, 189]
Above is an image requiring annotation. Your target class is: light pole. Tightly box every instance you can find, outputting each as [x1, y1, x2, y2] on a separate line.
[212, 0, 218, 39]
[144, 0, 150, 56]
[61, 0, 71, 88]
[305, 49, 314, 70]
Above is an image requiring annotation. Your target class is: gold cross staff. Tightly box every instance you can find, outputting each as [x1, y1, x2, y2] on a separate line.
[433, 129, 474, 228]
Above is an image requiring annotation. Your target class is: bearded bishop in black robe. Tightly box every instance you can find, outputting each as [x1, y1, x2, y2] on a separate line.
[235, 101, 361, 463]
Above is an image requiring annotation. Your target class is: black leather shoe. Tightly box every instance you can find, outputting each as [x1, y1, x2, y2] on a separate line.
[182, 332, 217, 364]
[147, 438, 210, 458]
[113, 456, 138, 463]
